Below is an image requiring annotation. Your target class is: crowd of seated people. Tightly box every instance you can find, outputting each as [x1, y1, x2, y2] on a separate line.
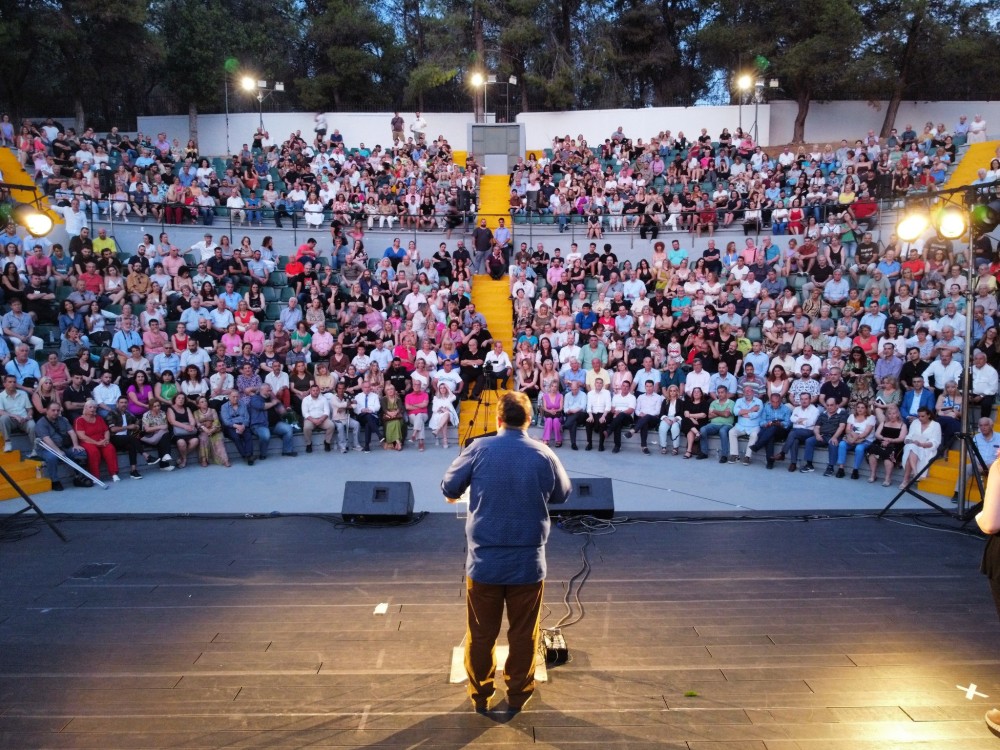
[2, 111, 999, 496]
[505, 116, 993, 240]
[17, 115, 477, 238]
[0, 203, 513, 487]
[502, 198, 1000, 488]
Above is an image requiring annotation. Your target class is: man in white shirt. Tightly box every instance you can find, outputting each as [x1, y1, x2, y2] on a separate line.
[209, 298, 235, 333]
[685, 358, 711, 394]
[739, 272, 761, 300]
[91, 371, 122, 418]
[263, 360, 289, 408]
[559, 341, 582, 368]
[794, 345, 823, 377]
[781, 393, 820, 472]
[971, 350, 999, 419]
[728, 385, 764, 465]
[369, 339, 393, 372]
[190, 233, 218, 262]
[632, 358, 659, 393]
[621, 272, 645, 302]
[607, 381, 637, 453]
[631, 379, 664, 454]
[226, 193, 247, 225]
[329, 381, 360, 452]
[353, 380, 383, 451]
[483, 342, 512, 389]
[410, 111, 428, 144]
[511, 272, 536, 300]
[584, 377, 612, 451]
[300, 383, 334, 452]
[55, 199, 88, 236]
[923, 350, 963, 394]
[0, 374, 35, 452]
[180, 339, 211, 377]
[209, 360, 235, 410]
[433, 359, 463, 396]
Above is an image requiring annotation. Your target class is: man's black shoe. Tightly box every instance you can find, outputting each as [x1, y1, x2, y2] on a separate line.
[571, 444, 578, 450]
[766, 460, 774, 469]
[611, 446, 620, 453]
[247, 456, 255, 466]
[305, 444, 313, 453]
[324, 442, 332, 452]
[73, 476, 94, 488]
[50, 480, 63, 491]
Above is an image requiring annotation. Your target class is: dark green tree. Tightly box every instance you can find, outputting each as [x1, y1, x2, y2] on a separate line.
[699, 0, 865, 143]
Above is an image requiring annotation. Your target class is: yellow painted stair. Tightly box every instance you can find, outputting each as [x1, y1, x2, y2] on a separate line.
[477, 174, 510, 231]
[943, 140, 1000, 191]
[0, 149, 61, 226]
[461, 272, 514, 441]
[459, 388, 509, 443]
[0, 445, 52, 501]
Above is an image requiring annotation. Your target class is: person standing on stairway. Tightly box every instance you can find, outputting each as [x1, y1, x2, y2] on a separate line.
[472, 219, 493, 275]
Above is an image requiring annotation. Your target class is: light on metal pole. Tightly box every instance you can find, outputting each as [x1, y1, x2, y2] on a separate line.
[242, 76, 283, 132]
[470, 72, 484, 123]
[736, 74, 752, 132]
[506, 75, 517, 123]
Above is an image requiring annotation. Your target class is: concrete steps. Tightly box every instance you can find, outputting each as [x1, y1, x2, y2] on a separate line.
[0, 149, 61, 226]
[477, 174, 511, 231]
[942, 140, 1000, 191]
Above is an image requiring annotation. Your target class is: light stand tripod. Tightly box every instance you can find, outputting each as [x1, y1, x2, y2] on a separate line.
[460, 374, 503, 447]
[878, 432, 986, 522]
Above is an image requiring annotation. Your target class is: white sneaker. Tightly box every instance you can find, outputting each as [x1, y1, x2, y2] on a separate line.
[112, 474, 121, 482]
[2, 443, 11, 452]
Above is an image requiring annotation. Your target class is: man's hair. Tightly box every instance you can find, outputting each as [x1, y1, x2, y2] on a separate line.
[498, 391, 532, 429]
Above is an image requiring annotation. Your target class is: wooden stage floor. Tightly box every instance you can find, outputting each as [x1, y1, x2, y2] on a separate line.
[1, 511, 999, 749]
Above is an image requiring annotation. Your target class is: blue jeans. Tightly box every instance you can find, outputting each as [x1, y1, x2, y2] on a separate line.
[224, 424, 253, 458]
[253, 421, 294, 457]
[782, 428, 813, 462]
[42, 445, 87, 480]
[804, 435, 839, 465]
[838, 439, 871, 469]
[699, 422, 732, 454]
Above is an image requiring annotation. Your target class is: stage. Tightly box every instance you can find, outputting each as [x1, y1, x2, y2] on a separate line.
[1, 512, 998, 748]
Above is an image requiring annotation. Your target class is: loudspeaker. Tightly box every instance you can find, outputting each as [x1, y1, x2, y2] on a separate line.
[550, 478, 614, 520]
[341, 481, 414, 523]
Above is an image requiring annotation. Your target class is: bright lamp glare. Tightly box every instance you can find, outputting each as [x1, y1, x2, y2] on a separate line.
[240, 76, 256, 91]
[897, 213, 930, 242]
[736, 74, 753, 91]
[470, 73, 484, 87]
[936, 207, 967, 240]
[12, 204, 53, 237]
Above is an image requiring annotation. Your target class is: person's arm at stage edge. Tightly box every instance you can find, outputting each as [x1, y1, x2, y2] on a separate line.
[441, 444, 474, 503]
[547, 454, 572, 505]
[977, 458, 1000, 534]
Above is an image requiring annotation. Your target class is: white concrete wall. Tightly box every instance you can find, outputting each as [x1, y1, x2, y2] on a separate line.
[137, 112, 477, 158]
[138, 100, 1000, 159]
[517, 105, 768, 153]
[768, 100, 1000, 146]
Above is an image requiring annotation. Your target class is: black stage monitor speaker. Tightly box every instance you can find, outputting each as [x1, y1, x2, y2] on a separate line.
[342, 481, 415, 523]
[550, 478, 614, 520]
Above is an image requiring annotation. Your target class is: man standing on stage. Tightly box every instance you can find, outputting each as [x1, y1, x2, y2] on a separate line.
[441, 391, 571, 713]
